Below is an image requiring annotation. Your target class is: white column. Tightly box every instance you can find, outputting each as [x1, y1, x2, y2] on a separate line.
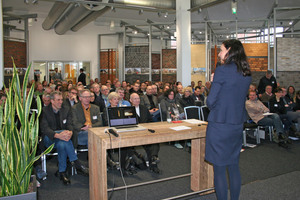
[176, 0, 191, 87]
[0, 0, 4, 89]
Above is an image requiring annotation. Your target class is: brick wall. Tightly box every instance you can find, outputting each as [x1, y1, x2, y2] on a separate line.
[277, 38, 300, 71]
[100, 50, 116, 84]
[4, 40, 27, 68]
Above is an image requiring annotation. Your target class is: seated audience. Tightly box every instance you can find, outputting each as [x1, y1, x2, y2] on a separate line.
[40, 91, 89, 185]
[175, 84, 184, 101]
[192, 86, 205, 106]
[245, 90, 289, 148]
[179, 87, 195, 108]
[269, 88, 299, 136]
[130, 93, 160, 173]
[260, 85, 274, 102]
[42, 93, 51, 107]
[72, 89, 103, 147]
[140, 85, 160, 122]
[92, 83, 105, 112]
[62, 87, 78, 109]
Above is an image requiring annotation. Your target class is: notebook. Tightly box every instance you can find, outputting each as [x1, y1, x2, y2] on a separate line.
[107, 106, 146, 133]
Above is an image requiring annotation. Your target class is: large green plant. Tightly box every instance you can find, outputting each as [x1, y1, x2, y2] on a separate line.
[0, 62, 54, 197]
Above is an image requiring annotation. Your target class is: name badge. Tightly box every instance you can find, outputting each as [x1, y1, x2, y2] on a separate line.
[93, 116, 97, 120]
[274, 104, 278, 107]
[272, 81, 274, 84]
[63, 119, 67, 124]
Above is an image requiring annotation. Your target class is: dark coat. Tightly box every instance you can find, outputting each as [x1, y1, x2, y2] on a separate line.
[78, 72, 86, 86]
[269, 96, 287, 115]
[137, 104, 152, 123]
[40, 104, 73, 141]
[206, 63, 251, 125]
[205, 62, 251, 165]
[258, 75, 277, 94]
[93, 92, 106, 112]
[140, 94, 158, 110]
[179, 95, 195, 108]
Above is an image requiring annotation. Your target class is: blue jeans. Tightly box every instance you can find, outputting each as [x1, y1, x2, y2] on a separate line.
[258, 113, 284, 134]
[151, 110, 161, 122]
[43, 135, 78, 172]
[77, 130, 88, 147]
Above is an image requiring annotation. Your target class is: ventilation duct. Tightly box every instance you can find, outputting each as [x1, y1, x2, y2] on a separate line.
[42, 2, 72, 30]
[71, 6, 111, 32]
[54, 4, 92, 35]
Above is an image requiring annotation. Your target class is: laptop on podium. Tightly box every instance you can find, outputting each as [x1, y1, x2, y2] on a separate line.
[107, 106, 146, 133]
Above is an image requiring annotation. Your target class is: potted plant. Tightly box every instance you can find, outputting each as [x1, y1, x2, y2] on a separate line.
[0, 62, 54, 199]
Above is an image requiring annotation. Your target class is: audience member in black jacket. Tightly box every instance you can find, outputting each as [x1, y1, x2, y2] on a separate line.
[269, 88, 293, 135]
[179, 87, 195, 108]
[130, 93, 160, 174]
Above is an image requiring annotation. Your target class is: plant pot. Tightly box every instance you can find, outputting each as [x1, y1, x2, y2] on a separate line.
[0, 176, 37, 200]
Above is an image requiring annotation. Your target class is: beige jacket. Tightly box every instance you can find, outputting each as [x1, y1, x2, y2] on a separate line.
[245, 99, 269, 123]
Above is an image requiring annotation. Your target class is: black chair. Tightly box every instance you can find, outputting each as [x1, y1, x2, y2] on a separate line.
[200, 105, 210, 121]
[184, 106, 201, 120]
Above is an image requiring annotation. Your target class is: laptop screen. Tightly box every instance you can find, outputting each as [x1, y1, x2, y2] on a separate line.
[107, 106, 138, 127]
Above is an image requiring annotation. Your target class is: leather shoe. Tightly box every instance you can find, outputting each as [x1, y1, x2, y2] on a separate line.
[278, 141, 290, 149]
[150, 164, 161, 174]
[59, 172, 71, 185]
[71, 161, 89, 176]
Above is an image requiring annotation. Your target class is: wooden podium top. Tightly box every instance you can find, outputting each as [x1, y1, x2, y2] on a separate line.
[88, 121, 207, 149]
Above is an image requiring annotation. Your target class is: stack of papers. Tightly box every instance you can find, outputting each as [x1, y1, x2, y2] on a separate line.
[170, 126, 192, 131]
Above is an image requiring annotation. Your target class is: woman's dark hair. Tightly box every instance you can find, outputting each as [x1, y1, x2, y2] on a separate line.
[222, 39, 251, 77]
[287, 86, 295, 94]
[164, 89, 175, 98]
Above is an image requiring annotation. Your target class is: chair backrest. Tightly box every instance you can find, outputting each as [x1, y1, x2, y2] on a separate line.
[200, 105, 210, 121]
[184, 106, 201, 120]
[158, 103, 163, 122]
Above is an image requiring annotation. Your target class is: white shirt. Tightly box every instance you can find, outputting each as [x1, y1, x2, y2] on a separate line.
[135, 106, 140, 117]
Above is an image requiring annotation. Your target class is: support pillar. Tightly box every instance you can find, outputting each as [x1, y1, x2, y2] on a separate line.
[176, 0, 191, 87]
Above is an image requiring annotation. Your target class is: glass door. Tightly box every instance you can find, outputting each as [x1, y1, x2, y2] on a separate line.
[32, 61, 47, 83]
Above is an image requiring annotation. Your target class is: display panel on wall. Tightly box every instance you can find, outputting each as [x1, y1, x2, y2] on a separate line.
[100, 49, 117, 84]
[277, 38, 300, 71]
[125, 46, 149, 83]
[162, 49, 176, 83]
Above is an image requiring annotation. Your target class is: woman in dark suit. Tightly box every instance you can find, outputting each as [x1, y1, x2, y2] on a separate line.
[205, 39, 252, 200]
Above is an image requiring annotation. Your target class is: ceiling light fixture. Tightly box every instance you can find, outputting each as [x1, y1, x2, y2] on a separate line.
[166, 25, 170, 29]
[164, 12, 168, 18]
[133, 30, 138, 34]
[289, 21, 293, 25]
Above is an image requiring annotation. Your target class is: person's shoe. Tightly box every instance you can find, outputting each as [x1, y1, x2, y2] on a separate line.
[59, 172, 71, 185]
[35, 166, 47, 180]
[71, 160, 89, 176]
[150, 163, 161, 174]
[174, 143, 183, 149]
[150, 156, 160, 164]
[107, 158, 120, 170]
[278, 141, 289, 149]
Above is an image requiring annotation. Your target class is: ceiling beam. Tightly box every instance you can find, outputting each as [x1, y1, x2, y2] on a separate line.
[3, 13, 38, 21]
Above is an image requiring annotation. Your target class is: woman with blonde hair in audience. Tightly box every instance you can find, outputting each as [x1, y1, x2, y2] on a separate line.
[179, 87, 195, 108]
